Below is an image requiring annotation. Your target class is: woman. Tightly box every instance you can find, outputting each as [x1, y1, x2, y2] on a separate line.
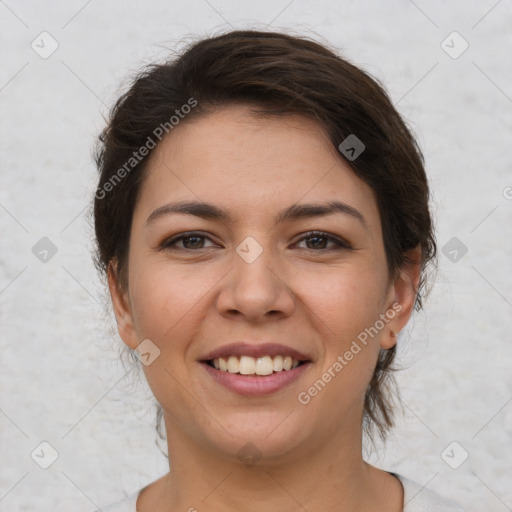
[92, 30, 466, 511]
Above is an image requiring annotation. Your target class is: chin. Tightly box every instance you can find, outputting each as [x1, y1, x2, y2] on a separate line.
[201, 411, 312, 465]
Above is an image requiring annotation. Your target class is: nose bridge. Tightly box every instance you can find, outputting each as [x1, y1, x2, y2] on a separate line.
[234, 234, 280, 297]
[217, 234, 294, 320]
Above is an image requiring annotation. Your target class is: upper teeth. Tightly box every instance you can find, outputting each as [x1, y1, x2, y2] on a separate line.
[212, 355, 300, 375]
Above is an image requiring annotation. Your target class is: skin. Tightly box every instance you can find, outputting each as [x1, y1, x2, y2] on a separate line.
[109, 104, 421, 512]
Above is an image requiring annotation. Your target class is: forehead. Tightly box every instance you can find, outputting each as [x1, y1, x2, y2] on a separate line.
[134, 105, 379, 226]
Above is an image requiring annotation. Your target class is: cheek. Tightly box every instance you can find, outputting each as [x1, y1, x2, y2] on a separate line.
[299, 265, 388, 399]
[127, 255, 223, 354]
[304, 265, 388, 340]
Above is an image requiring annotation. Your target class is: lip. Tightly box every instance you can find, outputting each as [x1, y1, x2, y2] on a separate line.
[200, 342, 312, 362]
[201, 360, 312, 396]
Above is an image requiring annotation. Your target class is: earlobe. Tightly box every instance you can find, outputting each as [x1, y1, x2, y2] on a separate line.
[107, 261, 138, 350]
[380, 246, 422, 350]
[380, 319, 400, 350]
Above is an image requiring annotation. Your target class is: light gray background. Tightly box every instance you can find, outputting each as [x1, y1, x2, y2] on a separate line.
[1, 1, 511, 510]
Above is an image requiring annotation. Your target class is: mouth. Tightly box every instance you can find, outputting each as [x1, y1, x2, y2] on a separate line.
[204, 355, 306, 375]
[198, 342, 313, 395]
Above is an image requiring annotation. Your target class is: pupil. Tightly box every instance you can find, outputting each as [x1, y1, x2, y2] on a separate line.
[184, 236, 202, 249]
[307, 236, 326, 249]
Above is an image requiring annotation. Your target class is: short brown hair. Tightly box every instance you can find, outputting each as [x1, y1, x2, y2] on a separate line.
[93, 29, 437, 443]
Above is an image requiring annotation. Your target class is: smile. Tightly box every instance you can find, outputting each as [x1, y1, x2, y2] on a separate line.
[201, 359, 311, 396]
[199, 341, 312, 395]
[208, 355, 301, 375]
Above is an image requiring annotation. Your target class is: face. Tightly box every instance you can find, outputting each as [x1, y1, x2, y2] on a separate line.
[109, 105, 417, 463]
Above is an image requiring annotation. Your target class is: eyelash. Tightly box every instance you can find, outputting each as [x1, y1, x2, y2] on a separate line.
[159, 231, 352, 252]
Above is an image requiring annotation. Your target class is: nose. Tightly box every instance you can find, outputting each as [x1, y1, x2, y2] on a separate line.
[216, 238, 295, 323]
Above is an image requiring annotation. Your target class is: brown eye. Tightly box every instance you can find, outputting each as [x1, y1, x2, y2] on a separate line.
[160, 232, 218, 250]
[295, 231, 352, 251]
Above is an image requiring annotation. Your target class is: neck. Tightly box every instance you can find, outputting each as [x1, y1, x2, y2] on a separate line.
[142, 415, 400, 512]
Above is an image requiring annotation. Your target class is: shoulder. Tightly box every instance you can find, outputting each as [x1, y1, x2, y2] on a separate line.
[91, 490, 140, 512]
[393, 473, 467, 511]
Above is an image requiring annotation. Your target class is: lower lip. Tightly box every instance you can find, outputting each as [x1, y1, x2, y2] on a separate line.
[201, 362, 311, 396]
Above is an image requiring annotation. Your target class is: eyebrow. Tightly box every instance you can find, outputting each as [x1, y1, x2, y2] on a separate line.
[146, 200, 366, 228]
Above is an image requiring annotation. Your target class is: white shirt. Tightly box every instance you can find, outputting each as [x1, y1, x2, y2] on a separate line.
[95, 473, 467, 511]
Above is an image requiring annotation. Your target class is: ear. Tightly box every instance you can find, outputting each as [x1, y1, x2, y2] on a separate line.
[107, 260, 139, 350]
[380, 246, 422, 350]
